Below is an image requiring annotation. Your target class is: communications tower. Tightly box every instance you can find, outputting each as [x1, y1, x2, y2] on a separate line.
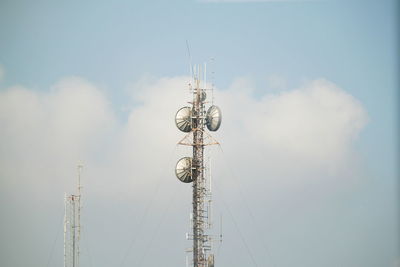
[64, 165, 83, 267]
[175, 65, 222, 267]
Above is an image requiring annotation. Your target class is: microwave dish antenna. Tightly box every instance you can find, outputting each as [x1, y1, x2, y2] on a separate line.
[206, 105, 222, 132]
[176, 107, 193, 132]
[176, 157, 194, 183]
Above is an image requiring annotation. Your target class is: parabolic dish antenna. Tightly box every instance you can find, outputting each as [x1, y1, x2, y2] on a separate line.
[175, 157, 193, 183]
[206, 105, 222, 131]
[175, 107, 192, 132]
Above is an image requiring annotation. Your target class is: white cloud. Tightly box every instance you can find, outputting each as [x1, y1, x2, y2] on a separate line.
[0, 75, 370, 266]
[252, 79, 366, 160]
[214, 78, 367, 172]
[0, 75, 367, 198]
[0, 77, 116, 195]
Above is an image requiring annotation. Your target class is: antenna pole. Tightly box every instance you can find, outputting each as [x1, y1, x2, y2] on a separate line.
[72, 198, 76, 267]
[63, 165, 83, 267]
[76, 164, 82, 267]
[192, 64, 205, 267]
[176, 60, 221, 267]
[64, 193, 67, 267]
[191, 64, 215, 267]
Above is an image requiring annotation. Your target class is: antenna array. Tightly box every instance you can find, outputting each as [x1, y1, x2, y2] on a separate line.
[175, 64, 222, 267]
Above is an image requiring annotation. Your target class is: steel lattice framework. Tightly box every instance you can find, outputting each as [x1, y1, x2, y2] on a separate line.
[176, 65, 221, 267]
[192, 78, 207, 267]
[64, 165, 82, 267]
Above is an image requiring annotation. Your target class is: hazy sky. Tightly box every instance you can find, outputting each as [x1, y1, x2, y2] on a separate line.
[0, 0, 398, 267]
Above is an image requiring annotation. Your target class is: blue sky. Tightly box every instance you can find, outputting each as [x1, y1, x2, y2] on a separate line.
[0, 0, 398, 266]
[0, 0, 397, 162]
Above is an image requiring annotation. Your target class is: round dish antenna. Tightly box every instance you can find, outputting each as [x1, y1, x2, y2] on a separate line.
[175, 107, 192, 132]
[206, 105, 222, 131]
[175, 157, 193, 183]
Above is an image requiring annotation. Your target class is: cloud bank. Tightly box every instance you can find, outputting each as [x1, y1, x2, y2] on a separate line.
[0, 75, 369, 266]
[0, 76, 367, 197]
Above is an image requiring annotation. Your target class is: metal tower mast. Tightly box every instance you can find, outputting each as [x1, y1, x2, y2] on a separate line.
[175, 64, 222, 267]
[64, 165, 83, 267]
[192, 75, 206, 267]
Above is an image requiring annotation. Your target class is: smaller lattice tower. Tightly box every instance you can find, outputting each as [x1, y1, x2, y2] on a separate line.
[64, 165, 83, 267]
[175, 64, 222, 267]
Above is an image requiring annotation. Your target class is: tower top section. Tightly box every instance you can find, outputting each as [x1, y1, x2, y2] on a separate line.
[174, 62, 220, 267]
